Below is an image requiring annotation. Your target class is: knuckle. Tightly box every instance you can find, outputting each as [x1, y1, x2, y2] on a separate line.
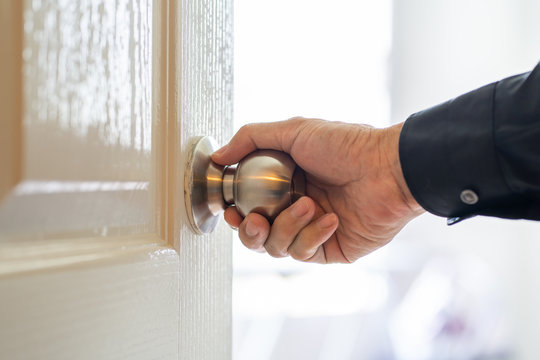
[297, 196, 315, 212]
[273, 214, 294, 235]
[239, 234, 261, 250]
[238, 123, 255, 136]
[276, 204, 312, 232]
[287, 116, 306, 123]
[264, 243, 288, 258]
[240, 239, 255, 250]
[288, 247, 309, 261]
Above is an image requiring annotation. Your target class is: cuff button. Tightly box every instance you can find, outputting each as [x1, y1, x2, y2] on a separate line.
[460, 189, 479, 205]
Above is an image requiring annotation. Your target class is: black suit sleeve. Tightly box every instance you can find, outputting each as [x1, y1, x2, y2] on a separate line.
[399, 61, 540, 224]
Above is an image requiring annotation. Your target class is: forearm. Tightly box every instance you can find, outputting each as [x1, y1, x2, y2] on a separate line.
[398, 61, 540, 223]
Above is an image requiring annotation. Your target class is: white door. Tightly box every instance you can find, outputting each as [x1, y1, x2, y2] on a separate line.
[0, 0, 233, 359]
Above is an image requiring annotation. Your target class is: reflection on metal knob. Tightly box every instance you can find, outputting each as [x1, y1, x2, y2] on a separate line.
[184, 136, 306, 234]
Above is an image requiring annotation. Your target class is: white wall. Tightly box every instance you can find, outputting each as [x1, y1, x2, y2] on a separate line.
[234, 0, 392, 127]
[390, 1, 540, 359]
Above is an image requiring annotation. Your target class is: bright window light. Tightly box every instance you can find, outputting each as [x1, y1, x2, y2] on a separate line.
[233, 1, 392, 359]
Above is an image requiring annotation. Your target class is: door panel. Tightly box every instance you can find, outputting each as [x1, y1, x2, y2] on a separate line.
[0, 0, 159, 239]
[0, 0, 233, 358]
[0, 246, 180, 359]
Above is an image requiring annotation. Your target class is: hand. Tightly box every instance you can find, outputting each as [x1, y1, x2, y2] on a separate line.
[212, 117, 425, 263]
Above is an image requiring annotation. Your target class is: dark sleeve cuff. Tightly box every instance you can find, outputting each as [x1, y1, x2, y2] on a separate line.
[399, 82, 511, 219]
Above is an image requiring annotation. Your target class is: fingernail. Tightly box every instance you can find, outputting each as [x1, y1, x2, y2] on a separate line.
[291, 199, 309, 217]
[245, 221, 259, 237]
[318, 214, 337, 229]
[212, 144, 229, 157]
[229, 224, 238, 231]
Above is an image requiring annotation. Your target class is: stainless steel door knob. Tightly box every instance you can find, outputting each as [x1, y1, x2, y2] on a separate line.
[184, 136, 306, 234]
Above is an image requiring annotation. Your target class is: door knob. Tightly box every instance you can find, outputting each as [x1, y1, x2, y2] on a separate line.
[184, 136, 306, 234]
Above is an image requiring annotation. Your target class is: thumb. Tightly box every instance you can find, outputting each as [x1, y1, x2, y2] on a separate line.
[211, 118, 306, 165]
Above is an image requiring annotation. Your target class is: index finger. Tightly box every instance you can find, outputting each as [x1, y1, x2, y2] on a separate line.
[211, 117, 307, 165]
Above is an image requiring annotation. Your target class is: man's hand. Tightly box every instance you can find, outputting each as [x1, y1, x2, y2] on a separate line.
[212, 117, 425, 263]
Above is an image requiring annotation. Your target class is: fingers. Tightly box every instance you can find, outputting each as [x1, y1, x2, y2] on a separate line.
[287, 213, 339, 262]
[224, 207, 243, 229]
[263, 197, 316, 257]
[224, 196, 339, 263]
[211, 117, 307, 165]
[238, 212, 270, 252]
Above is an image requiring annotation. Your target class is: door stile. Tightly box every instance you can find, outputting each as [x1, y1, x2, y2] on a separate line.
[172, 0, 234, 358]
[0, 1, 23, 204]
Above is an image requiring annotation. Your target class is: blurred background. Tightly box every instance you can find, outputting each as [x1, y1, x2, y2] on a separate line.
[233, 0, 540, 359]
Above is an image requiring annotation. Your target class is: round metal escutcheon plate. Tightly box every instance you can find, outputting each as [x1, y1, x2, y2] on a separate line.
[184, 136, 225, 234]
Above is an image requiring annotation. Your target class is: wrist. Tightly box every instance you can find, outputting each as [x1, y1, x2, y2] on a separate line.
[381, 123, 425, 218]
